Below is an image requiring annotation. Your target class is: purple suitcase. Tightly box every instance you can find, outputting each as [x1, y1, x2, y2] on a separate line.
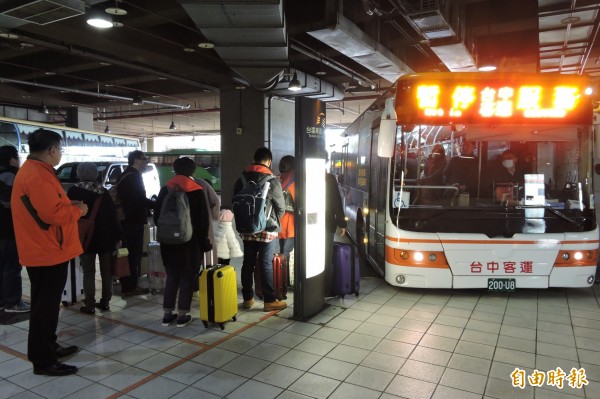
[332, 242, 360, 298]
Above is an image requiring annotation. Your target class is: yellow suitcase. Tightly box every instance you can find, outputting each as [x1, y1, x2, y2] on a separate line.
[199, 265, 237, 329]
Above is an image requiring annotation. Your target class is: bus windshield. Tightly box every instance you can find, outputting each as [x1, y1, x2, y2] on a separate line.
[391, 123, 595, 236]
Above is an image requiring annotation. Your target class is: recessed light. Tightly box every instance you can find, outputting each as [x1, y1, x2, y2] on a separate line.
[316, 71, 326, 76]
[0, 32, 19, 39]
[100, 62, 111, 66]
[198, 42, 215, 49]
[105, 6, 127, 16]
[183, 47, 195, 53]
[158, 77, 168, 80]
[561, 16, 581, 25]
[20, 42, 33, 47]
[44, 71, 56, 76]
[112, 21, 124, 28]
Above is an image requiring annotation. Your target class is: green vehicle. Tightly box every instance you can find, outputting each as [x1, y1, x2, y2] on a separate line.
[145, 149, 221, 192]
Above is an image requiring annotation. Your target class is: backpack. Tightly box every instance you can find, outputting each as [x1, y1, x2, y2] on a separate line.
[156, 184, 193, 244]
[281, 177, 295, 213]
[77, 195, 102, 252]
[107, 172, 133, 222]
[232, 174, 276, 234]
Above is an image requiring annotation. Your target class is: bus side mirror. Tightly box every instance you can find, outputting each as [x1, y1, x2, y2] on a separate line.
[377, 118, 396, 158]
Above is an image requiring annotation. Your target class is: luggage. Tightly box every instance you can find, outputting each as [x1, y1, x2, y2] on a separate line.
[199, 264, 237, 330]
[61, 258, 84, 306]
[332, 242, 360, 298]
[254, 253, 288, 300]
[148, 240, 166, 293]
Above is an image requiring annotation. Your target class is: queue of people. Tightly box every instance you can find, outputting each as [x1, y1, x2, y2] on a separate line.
[5, 132, 348, 376]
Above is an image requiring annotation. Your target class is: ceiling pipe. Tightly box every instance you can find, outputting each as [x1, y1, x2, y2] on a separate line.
[0, 77, 189, 109]
[97, 107, 220, 121]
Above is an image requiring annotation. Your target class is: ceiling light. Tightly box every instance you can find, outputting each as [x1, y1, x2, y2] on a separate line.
[183, 47, 195, 53]
[288, 72, 302, 91]
[198, 42, 215, 49]
[39, 103, 49, 114]
[0, 32, 19, 39]
[87, 6, 113, 29]
[316, 70, 326, 76]
[477, 54, 497, 72]
[170, 114, 176, 130]
[105, 2, 128, 16]
[561, 16, 581, 25]
[104, 125, 111, 133]
[132, 94, 143, 105]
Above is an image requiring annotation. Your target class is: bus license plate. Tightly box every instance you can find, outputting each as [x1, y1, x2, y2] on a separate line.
[488, 278, 515, 292]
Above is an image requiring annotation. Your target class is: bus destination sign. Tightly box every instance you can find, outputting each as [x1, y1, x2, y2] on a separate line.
[395, 73, 592, 125]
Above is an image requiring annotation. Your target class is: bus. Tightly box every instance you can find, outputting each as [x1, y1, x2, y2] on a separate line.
[0, 116, 141, 164]
[145, 149, 221, 192]
[335, 72, 598, 290]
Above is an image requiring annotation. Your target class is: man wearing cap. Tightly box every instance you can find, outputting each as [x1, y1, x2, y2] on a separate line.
[67, 162, 122, 314]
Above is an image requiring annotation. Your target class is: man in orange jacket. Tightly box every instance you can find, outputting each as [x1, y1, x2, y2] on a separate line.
[278, 155, 295, 282]
[12, 129, 88, 376]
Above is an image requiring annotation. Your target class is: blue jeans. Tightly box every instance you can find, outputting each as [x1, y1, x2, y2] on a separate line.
[0, 239, 22, 307]
[163, 263, 195, 313]
[242, 239, 277, 303]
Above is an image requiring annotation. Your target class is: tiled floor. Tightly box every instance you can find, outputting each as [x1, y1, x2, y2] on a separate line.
[1, 260, 599, 399]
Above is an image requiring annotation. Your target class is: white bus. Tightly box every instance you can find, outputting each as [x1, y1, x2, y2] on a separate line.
[0, 116, 140, 164]
[334, 72, 598, 291]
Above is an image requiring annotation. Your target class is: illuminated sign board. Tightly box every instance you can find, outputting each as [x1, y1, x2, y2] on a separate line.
[395, 73, 592, 125]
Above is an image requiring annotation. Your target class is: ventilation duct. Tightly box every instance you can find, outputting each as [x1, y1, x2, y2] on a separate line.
[309, 15, 413, 83]
[181, 0, 288, 89]
[0, 0, 84, 25]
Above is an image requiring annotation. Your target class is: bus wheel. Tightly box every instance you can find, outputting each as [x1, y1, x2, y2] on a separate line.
[356, 212, 366, 256]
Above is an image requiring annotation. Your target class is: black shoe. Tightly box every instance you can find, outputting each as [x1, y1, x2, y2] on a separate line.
[79, 305, 95, 314]
[33, 362, 78, 376]
[94, 302, 110, 311]
[54, 344, 79, 358]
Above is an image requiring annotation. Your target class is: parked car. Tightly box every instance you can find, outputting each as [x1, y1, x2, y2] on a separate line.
[56, 161, 161, 201]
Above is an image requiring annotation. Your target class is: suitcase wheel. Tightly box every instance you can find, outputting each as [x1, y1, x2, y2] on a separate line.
[232, 315, 237, 322]
[202, 320, 208, 328]
[219, 323, 225, 330]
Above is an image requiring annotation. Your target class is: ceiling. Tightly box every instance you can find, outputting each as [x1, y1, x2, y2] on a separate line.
[0, 0, 599, 139]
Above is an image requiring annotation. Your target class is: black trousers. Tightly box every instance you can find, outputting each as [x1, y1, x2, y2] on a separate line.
[120, 222, 144, 292]
[26, 262, 68, 369]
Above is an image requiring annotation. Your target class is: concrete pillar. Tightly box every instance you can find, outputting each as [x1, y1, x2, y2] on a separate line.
[220, 88, 294, 206]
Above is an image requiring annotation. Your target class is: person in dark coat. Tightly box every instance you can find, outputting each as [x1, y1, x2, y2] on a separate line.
[485, 149, 524, 202]
[154, 157, 211, 327]
[416, 144, 447, 203]
[117, 150, 155, 296]
[67, 162, 122, 313]
[324, 171, 347, 296]
[233, 146, 286, 312]
[443, 140, 479, 195]
[0, 145, 30, 313]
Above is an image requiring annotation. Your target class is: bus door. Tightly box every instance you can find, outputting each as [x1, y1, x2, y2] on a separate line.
[367, 125, 388, 274]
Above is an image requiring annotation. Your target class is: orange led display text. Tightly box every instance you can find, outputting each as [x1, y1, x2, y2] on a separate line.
[398, 75, 592, 125]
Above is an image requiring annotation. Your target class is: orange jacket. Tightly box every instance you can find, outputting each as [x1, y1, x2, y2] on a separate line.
[278, 171, 295, 239]
[11, 158, 83, 266]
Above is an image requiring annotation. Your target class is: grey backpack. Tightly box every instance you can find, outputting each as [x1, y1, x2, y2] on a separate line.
[156, 184, 193, 244]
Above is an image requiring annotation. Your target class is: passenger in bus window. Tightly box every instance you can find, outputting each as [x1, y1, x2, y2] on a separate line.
[443, 140, 478, 195]
[415, 144, 447, 204]
[486, 150, 524, 203]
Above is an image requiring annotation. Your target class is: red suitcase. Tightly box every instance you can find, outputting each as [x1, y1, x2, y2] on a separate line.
[254, 253, 288, 301]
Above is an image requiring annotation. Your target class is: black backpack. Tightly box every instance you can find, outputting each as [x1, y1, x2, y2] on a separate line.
[281, 177, 295, 213]
[232, 174, 276, 234]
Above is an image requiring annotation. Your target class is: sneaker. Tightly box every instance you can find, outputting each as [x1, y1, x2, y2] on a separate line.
[79, 305, 95, 314]
[176, 315, 192, 327]
[122, 287, 150, 297]
[94, 302, 110, 311]
[263, 300, 287, 312]
[242, 299, 255, 309]
[5, 301, 30, 313]
[162, 313, 178, 326]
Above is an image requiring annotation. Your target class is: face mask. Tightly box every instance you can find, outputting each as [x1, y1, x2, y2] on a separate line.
[502, 160, 514, 169]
